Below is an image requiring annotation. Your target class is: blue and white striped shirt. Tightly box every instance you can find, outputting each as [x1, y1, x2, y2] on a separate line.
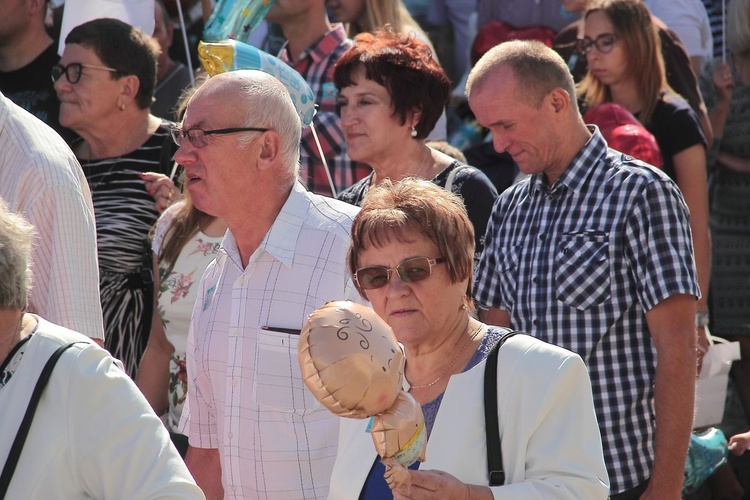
[474, 128, 699, 493]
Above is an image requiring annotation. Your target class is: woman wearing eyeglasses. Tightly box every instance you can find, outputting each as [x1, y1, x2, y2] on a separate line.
[53, 18, 179, 379]
[328, 178, 609, 499]
[577, 0, 711, 358]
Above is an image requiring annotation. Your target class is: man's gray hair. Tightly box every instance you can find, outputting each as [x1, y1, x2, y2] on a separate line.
[234, 71, 302, 178]
[0, 200, 35, 310]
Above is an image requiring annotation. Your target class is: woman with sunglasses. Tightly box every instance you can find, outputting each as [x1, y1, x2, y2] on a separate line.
[53, 18, 179, 379]
[577, 0, 711, 358]
[328, 178, 609, 499]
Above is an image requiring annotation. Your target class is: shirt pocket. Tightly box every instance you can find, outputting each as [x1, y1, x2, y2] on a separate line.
[495, 245, 522, 305]
[554, 232, 611, 310]
[253, 328, 321, 413]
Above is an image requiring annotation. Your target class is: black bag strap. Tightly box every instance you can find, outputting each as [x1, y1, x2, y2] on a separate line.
[485, 330, 522, 487]
[0, 342, 84, 496]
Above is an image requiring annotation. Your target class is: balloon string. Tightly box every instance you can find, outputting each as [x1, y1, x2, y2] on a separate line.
[175, 0, 196, 87]
[309, 122, 337, 198]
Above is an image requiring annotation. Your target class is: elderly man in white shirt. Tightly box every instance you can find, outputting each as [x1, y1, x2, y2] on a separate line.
[174, 69, 361, 499]
[0, 91, 104, 342]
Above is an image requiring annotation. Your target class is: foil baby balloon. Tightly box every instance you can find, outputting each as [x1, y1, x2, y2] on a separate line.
[298, 301, 426, 488]
[198, 40, 316, 126]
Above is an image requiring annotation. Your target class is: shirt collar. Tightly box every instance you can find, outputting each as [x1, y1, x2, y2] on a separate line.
[280, 23, 348, 65]
[529, 125, 607, 196]
[221, 182, 310, 269]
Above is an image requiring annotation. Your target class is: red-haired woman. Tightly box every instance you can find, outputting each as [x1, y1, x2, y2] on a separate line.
[334, 28, 498, 265]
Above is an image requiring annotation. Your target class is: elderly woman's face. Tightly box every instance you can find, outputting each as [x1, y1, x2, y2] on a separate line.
[356, 234, 468, 349]
[54, 44, 123, 133]
[338, 66, 414, 165]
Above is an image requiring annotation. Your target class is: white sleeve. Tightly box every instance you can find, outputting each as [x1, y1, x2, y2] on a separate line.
[68, 344, 205, 499]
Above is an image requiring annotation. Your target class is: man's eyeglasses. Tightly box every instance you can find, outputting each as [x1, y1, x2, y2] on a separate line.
[354, 256, 446, 291]
[51, 63, 120, 84]
[576, 34, 619, 55]
[171, 127, 270, 148]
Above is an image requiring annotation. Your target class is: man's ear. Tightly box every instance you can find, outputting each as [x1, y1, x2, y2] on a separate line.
[28, 0, 47, 16]
[548, 88, 571, 114]
[256, 131, 281, 171]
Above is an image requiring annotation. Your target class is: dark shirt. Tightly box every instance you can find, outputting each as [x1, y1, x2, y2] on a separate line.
[0, 43, 76, 144]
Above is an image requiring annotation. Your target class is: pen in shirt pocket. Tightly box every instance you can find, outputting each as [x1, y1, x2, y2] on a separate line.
[261, 326, 302, 335]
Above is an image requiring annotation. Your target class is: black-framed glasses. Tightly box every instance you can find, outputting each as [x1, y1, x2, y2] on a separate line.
[576, 34, 618, 55]
[354, 257, 446, 290]
[51, 63, 120, 84]
[171, 127, 270, 148]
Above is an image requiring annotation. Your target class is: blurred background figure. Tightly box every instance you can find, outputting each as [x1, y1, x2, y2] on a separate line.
[334, 28, 497, 266]
[644, 0, 713, 73]
[577, 0, 711, 359]
[54, 18, 179, 378]
[151, 0, 193, 122]
[699, 0, 750, 465]
[0, 199, 203, 499]
[0, 0, 75, 143]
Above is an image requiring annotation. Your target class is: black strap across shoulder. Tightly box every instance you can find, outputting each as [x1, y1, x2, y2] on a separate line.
[0, 342, 84, 496]
[484, 330, 522, 487]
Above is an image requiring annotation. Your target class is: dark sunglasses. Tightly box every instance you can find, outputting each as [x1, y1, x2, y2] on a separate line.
[576, 33, 618, 55]
[354, 256, 446, 290]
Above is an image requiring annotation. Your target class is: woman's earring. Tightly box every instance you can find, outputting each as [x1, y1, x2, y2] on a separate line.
[119, 102, 125, 111]
[410, 126, 418, 138]
[461, 302, 468, 311]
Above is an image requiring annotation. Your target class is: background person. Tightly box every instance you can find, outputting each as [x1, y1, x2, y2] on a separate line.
[54, 18, 179, 378]
[0, 90, 104, 342]
[0, 199, 203, 499]
[329, 178, 608, 499]
[334, 28, 497, 266]
[577, 0, 711, 359]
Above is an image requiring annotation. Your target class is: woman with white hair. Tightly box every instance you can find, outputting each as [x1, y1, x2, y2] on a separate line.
[0, 201, 203, 498]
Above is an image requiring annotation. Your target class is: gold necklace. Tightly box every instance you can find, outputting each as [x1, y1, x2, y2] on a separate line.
[409, 323, 484, 390]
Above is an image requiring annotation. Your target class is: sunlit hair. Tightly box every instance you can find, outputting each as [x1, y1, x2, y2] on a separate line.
[345, 0, 430, 44]
[66, 18, 160, 110]
[577, 0, 667, 126]
[727, 0, 750, 55]
[348, 178, 475, 301]
[0, 200, 35, 310]
[333, 27, 450, 139]
[466, 39, 577, 108]
[217, 70, 302, 178]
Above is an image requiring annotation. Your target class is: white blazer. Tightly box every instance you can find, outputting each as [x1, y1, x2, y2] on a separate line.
[329, 334, 609, 499]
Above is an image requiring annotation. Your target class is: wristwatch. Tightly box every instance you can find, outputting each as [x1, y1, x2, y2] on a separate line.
[695, 312, 710, 328]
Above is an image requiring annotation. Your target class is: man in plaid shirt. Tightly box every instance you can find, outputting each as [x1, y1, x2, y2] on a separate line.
[266, 0, 370, 197]
[468, 41, 699, 499]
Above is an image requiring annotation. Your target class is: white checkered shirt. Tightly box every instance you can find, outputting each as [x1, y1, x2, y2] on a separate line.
[474, 128, 699, 493]
[0, 92, 104, 340]
[181, 183, 361, 499]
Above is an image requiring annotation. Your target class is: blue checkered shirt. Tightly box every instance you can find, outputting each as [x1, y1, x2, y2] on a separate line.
[474, 128, 699, 493]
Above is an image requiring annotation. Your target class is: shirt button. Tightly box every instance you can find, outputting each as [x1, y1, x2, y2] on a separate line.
[228, 432, 233, 439]
[532, 319, 539, 326]
[538, 234, 545, 241]
[532, 276, 539, 284]
[231, 378, 238, 388]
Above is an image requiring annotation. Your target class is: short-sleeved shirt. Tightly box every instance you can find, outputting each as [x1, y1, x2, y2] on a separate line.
[474, 128, 699, 493]
[279, 24, 370, 197]
[181, 182, 361, 499]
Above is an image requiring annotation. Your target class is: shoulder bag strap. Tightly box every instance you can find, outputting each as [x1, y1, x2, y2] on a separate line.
[485, 330, 522, 486]
[0, 342, 84, 496]
[444, 164, 469, 193]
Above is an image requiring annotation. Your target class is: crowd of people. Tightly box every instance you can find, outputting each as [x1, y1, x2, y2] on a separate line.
[1, 0, 750, 498]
